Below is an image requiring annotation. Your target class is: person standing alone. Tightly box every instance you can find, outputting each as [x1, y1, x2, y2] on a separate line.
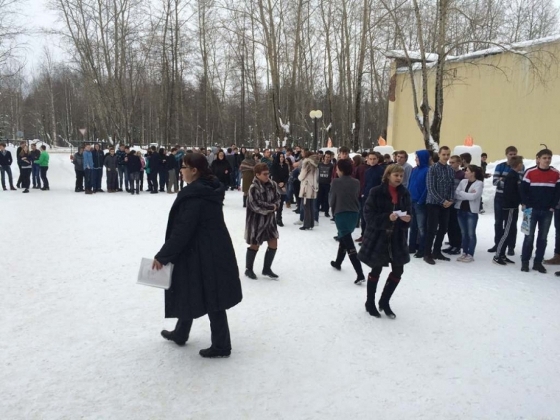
[0, 142, 16, 191]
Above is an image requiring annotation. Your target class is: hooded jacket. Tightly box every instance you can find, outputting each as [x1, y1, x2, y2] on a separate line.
[298, 155, 320, 199]
[408, 150, 431, 204]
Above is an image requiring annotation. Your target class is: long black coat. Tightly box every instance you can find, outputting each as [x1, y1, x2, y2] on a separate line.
[358, 183, 412, 268]
[155, 177, 242, 320]
[211, 158, 232, 186]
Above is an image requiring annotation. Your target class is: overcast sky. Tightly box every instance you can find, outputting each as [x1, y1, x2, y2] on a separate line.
[20, 0, 560, 72]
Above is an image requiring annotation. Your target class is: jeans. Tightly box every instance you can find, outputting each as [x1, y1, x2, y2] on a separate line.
[0, 165, 14, 189]
[522, 209, 554, 263]
[317, 183, 331, 213]
[129, 171, 140, 192]
[167, 169, 178, 193]
[425, 204, 450, 256]
[409, 202, 427, 254]
[118, 165, 129, 190]
[32, 163, 41, 188]
[496, 208, 519, 258]
[84, 168, 93, 191]
[174, 310, 231, 351]
[447, 207, 462, 248]
[75, 169, 84, 191]
[457, 210, 479, 256]
[40, 167, 49, 188]
[92, 168, 103, 190]
[494, 194, 517, 250]
[554, 208, 560, 255]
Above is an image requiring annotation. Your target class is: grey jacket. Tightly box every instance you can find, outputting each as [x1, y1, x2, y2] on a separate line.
[329, 175, 360, 215]
[104, 154, 118, 170]
[72, 152, 84, 171]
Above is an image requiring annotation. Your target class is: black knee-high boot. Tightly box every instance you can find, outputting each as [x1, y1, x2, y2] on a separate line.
[348, 249, 365, 284]
[262, 247, 279, 279]
[365, 274, 381, 317]
[379, 273, 401, 319]
[245, 248, 258, 279]
[330, 244, 346, 270]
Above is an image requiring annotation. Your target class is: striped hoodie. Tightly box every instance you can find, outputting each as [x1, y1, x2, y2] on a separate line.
[520, 166, 560, 211]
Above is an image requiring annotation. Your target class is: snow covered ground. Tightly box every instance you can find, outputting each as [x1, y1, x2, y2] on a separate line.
[1, 152, 560, 419]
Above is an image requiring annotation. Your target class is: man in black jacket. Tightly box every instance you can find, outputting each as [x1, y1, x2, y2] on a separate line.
[127, 150, 142, 194]
[317, 152, 334, 216]
[493, 156, 524, 265]
[29, 143, 42, 189]
[148, 145, 160, 193]
[0, 142, 16, 190]
[70, 146, 85, 192]
[116, 144, 129, 192]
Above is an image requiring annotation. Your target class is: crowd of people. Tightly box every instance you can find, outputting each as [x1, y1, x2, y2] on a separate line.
[0, 141, 50, 192]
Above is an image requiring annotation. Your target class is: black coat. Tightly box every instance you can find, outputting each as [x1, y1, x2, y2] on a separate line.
[92, 149, 105, 168]
[127, 152, 142, 173]
[0, 150, 13, 166]
[155, 177, 242, 320]
[358, 183, 412, 268]
[149, 153, 161, 172]
[271, 161, 289, 186]
[211, 158, 232, 185]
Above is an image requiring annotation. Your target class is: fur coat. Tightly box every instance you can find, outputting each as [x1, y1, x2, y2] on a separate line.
[245, 177, 281, 245]
[298, 155, 320, 200]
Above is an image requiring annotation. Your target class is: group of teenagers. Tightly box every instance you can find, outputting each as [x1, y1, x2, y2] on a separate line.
[149, 143, 559, 358]
[0, 142, 51, 192]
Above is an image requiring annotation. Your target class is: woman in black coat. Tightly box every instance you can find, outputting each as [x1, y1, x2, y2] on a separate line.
[358, 164, 412, 319]
[270, 153, 289, 226]
[211, 150, 232, 188]
[153, 153, 242, 358]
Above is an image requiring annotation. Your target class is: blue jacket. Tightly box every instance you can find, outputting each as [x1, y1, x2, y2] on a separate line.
[83, 150, 94, 170]
[408, 150, 430, 204]
[362, 164, 385, 198]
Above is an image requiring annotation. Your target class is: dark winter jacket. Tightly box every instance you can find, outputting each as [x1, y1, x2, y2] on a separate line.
[330, 175, 360, 215]
[72, 152, 84, 171]
[30, 149, 41, 163]
[363, 164, 385, 198]
[503, 169, 523, 209]
[116, 149, 127, 166]
[358, 183, 412, 268]
[0, 150, 13, 166]
[149, 152, 161, 172]
[211, 158, 232, 186]
[104, 154, 118, 170]
[408, 150, 430, 204]
[91, 149, 105, 168]
[166, 154, 178, 171]
[271, 159, 290, 187]
[245, 177, 281, 245]
[158, 152, 168, 173]
[520, 166, 560, 211]
[353, 163, 369, 192]
[225, 153, 238, 171]
[261, 156, 273, 170]
[17, 152, 32, 169]
[155, 177, 242, 320]
[126, 152, 142, 173]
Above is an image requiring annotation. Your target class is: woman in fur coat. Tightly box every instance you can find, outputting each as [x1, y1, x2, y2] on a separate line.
[245, 163, 281, 280]
[298, 151, 320, 230]
[358, 164, 412, 319]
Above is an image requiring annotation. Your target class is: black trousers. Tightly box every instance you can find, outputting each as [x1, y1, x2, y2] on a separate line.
[425, 204, 450, 256]
[496, 208, 519, 258]
[75, 169, 84, 190]
[40, 167, 49, 188]
[21, 167, 31, 189]
[317, 183, 330, 212]
[175, 310, 231, 351]
[447, 207, 462, 248]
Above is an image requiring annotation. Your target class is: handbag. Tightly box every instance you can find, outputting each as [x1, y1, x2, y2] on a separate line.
[520, 208, 532, 236]
[137, 258, 173, 289]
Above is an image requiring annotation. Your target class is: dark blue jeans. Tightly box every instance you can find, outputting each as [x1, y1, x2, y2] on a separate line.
[457, 210, 479, 256]
[84, 168, 93, 191]
[92, 168, 103, 190]
[317, 183, 331, 213]
[118, 165, 129, 190]
[32, 163, 41, 187]
[554, 208, 560, 255]
[409, 202, 427, 254]
[521, 209, 554, 263]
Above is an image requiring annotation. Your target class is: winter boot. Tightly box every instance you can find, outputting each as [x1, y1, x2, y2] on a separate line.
[348, 249, 365, 285]
[532, 262, 547, 274]
[544, 254, 560, 265]
[521, 261, 530, 272]
[262, 248, 279, 279]
[330, 245, 346, 270]
[277, 218, 284, 227]
[199, 347, 231, 358]
[365, 275, 381, 318]
[245, 248, 258, 279]
[379, 274, 401, 319]
[243, 195, 247, 208]
[161, 319, 193, 346]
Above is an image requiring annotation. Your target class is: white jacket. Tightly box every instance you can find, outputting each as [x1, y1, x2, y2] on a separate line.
[454, 179, 483, 212]
[298, 156, 319, 200]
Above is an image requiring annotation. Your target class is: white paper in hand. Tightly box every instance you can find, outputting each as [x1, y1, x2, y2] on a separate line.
[137, 258, 173, 290]
[392, 210, 408, 217]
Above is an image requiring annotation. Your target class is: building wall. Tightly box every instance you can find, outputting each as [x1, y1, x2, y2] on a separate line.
[387, 42, 560, 160]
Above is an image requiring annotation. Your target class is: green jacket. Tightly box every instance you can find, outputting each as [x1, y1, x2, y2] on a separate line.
[36, 151, 50, 167]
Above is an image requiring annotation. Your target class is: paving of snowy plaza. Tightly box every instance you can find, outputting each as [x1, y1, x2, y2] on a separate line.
[2, 149, 560, 419]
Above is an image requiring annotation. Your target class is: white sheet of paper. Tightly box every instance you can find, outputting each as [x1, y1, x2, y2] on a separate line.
[393, 211, 408, 217]
[137, 258, 173, 290]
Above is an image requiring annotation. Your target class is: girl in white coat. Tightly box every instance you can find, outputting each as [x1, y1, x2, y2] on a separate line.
[455, 165, 484, 262]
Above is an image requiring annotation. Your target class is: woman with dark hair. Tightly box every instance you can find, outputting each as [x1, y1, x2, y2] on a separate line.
[358, 164, 412, 319]
[271, 152, 289, 227]
[153, 153, 242, 358]
[240, 153, 257, 207]
[245, 162, 281, 280]
[330, 159, 364, 284]
[211, 150, 232, 188]
[454, 165, 484, 263]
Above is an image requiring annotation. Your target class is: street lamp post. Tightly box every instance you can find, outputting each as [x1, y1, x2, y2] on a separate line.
[309, 110, 322, 151]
